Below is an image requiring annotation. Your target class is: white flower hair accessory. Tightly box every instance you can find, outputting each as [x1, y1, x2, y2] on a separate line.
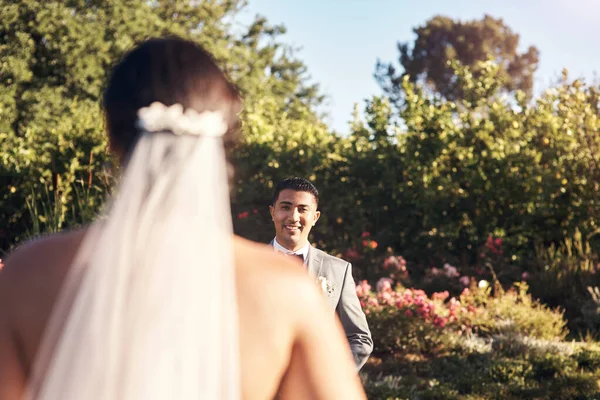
[136, 102, 228, 137]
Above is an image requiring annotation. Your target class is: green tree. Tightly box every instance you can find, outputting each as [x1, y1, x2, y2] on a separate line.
[0, 0, 330, 251]
[353, 60, 600, 272]
[375, 14, 539, 102]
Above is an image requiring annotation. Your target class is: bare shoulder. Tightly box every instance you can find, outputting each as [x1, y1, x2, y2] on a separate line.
[0, 228, 89, 306]
[233, 237, 325, 312]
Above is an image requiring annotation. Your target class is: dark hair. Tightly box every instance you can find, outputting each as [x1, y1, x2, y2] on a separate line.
[272, 177, 319, 206]
[103, 37, 241, 158]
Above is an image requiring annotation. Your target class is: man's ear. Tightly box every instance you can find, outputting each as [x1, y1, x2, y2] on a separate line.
[269, 205, 275, 221]
[313, 210, 321, 226]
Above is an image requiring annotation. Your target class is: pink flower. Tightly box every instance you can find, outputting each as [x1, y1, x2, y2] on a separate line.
[237, 211, 249, 219]
[384, 256, 407, 272]
[398, 256, 407, 267]
[430, 267, 442, 276]
[461, 288, 471, 297]
[443, 263, 459, 278]
[356, 280, 371, 297]
[404, 309, 414, 317]
[434, 316, 448, 328]
[355, 285, 364, 297]
[380, 291, 393, 304]
[0, 258, 3, 271]
[383, 256, 399, 270]
[367, 297, 379, 307]
[459, 276, 471, 287]
[448, 298, 461, 317]
[361, 231, 371, 238]
[521, 272, 529, 280]
[376, 277, 393, 292]
[253, 209, 258, 214]
[414, 296, 425, 307]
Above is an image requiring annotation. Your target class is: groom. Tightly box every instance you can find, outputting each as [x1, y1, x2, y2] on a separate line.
[269, 177, 373, 369]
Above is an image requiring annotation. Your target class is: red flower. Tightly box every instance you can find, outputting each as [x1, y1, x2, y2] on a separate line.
[361, 231, 371, 238]
[485, 235, 503, 255]
[362, 240, 378, 249]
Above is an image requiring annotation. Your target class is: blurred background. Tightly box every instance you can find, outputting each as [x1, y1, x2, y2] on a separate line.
[3, 1, 600, 398]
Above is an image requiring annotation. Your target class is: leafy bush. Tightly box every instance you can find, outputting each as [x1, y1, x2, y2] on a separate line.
[359, 264, 598, 399]
[0, 0, 331, 252]
[460, 282, 567, 340]
[527, 231, 600, 337]
[362, 332, 600, 400]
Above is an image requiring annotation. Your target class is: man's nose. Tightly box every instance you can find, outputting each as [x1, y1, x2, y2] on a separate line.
[291, 208, 300, 221]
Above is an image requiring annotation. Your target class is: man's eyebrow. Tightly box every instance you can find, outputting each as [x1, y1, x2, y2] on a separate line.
[278, 201, 311, 207]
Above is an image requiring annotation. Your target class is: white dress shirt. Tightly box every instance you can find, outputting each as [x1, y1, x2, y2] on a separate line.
[273, 238, 309, 265]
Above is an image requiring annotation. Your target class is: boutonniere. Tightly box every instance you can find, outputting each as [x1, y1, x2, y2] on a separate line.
[317, 276, 335, 295]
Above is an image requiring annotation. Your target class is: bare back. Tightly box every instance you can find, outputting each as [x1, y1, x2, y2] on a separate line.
[0, 230, 365, 399]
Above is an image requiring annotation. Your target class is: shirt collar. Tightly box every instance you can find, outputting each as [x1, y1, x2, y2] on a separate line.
[273, 238, 310, 261]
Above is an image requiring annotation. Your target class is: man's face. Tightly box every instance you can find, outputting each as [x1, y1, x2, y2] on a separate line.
[269, 189, 321, 251]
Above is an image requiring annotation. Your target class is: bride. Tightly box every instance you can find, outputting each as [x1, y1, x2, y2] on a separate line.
[0, 37, 366, 399]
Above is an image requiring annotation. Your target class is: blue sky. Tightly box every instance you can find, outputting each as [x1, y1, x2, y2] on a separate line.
[238, 0, 600, 134]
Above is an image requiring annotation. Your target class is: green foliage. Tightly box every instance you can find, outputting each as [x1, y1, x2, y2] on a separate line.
[376, 14, 539, 102]
[461, 282, 567, 340]
[527, 231, 600, 336]
[362, 334, 600, 400]
[0, 0, 329, 251]
[334, 59, 600, 279]
[361, 271, 593, 399]
[367, 305, 450, 358]
[362, 274, 567, 359]
[5, 6, 600, 296]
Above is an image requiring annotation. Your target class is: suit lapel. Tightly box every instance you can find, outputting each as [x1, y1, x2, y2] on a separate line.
[307, 246, 324, 278]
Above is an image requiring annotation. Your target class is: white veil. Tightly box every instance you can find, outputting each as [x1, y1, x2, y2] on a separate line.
[25, 103, 240, 399]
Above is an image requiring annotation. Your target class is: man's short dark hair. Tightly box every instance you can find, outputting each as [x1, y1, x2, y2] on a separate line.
[272, 177, 319, 206]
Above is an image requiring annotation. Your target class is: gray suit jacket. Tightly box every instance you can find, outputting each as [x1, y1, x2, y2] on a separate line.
[272, 242, 373, 369]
